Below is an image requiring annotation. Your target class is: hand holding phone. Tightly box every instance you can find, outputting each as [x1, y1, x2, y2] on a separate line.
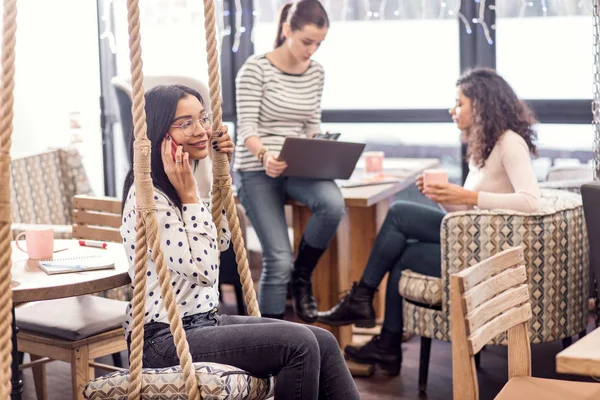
[165, 133, 180, 161]
[161, 134, 198, 203]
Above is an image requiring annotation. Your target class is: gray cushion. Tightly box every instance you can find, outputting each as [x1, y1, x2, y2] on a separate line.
[16, 295, 127, 340]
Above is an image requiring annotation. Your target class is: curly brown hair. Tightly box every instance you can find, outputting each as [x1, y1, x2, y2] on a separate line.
[457, 68, 538, 168]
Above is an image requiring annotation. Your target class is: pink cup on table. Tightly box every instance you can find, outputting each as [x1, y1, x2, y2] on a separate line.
[364, 151, 384, 175]
[423, 169, 449, 188]
[14, 228, 54, 259]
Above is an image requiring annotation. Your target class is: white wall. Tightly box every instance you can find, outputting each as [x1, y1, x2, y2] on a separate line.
[5, 0, 103, 195]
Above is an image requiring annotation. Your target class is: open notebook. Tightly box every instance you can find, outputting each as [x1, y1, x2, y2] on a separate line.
[38, 248, 115, 275]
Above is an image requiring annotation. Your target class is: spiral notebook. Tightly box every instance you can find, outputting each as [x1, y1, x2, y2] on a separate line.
[38, 250, 115, 275]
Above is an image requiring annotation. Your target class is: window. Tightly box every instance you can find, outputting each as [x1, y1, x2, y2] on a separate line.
[112, 0, 213, 81]
[252, 0, 460, 109]
[496, 1, 593, 99]
[4, 0, 104, 195]
[321, 122, 462, 181]
[535, 123, 593, 164]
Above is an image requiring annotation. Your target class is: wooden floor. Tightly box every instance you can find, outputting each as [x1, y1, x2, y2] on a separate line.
[17, 293, 597, 400]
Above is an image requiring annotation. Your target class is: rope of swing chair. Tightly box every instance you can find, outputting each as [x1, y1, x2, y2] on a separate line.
[0, 0, 16, 398]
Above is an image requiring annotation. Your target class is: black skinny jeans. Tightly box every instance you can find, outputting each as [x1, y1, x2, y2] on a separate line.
[132, 311, 359, 400]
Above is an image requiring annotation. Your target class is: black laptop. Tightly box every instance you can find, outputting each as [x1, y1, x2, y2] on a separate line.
[278, 137, 365, 180]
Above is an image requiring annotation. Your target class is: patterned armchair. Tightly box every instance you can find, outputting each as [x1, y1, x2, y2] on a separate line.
[10, 148, 93, 238]
[399, 189, 589, 392]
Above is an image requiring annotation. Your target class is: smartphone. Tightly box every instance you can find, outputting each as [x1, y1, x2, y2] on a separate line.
[165, 134, 180, 161]
[313, 132, 341, 141]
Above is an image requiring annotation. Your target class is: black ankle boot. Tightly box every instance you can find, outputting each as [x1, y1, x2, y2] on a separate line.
[292, 238, 325, 323]
[344, 329, 403, 375]
[316, 280, 376, 328]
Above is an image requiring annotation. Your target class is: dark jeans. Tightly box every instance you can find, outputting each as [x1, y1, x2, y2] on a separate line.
[136, 311, 359, 400]
[361, 201, 445, 333]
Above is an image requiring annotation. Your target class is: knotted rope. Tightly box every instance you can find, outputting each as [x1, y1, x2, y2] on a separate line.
[203, 0, 260, 318]
[0, 0, 17, 398]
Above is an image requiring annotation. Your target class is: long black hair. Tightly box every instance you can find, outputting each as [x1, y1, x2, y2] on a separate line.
[274, 0, 329, 48]
[121, 85, 204, 213]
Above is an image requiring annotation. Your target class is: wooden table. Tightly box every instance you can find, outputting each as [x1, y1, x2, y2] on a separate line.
[556, 326, 600, 378]
[10, 240, 130, 400]
[291, 158, 440, 350]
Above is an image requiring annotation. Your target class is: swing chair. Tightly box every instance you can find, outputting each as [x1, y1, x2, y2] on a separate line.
[0, 0, 274, 398]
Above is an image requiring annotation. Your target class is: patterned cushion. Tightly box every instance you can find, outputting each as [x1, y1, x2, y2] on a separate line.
[398, 269, 442, 306]
[403, 189, 589, 346]
[84, 362, 275, 399]
[10, 148, 92, 227]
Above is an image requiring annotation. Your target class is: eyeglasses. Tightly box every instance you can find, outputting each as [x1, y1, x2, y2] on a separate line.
[170, 114, 212, 137]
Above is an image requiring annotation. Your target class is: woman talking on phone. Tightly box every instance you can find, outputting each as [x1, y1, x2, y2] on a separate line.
[234, 0, 345, 322]
[120, 84, 359, 399]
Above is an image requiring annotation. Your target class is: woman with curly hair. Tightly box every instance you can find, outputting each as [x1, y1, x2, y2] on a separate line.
[317, 68, 541, 375]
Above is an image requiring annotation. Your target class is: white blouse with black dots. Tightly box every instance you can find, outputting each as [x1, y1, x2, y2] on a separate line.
[120, 186, 231, 338]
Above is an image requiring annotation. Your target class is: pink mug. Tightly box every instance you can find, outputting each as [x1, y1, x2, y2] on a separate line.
[364, 151, 385, 175]
[423, 169, 449, 187]
[15, 228, 54, 259]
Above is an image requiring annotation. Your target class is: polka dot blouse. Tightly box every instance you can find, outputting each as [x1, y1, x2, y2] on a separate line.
[120, 187, 231, 337]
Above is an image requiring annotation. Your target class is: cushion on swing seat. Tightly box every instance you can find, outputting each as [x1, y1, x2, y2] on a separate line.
[83, 362, 275, 399]
[398, 269, 443, 306]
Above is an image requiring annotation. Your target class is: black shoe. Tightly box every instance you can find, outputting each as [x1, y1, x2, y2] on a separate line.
[317, 281, 376, 328]
[344, 331, 402, 376]
[292, 238, 325, 323]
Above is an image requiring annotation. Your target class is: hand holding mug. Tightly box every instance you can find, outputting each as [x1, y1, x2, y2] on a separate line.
[416, 175, 425, 195]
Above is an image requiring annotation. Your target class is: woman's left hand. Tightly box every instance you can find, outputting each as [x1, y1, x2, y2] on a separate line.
[211, 125, 234, 163]
[424, 182, 478, 206]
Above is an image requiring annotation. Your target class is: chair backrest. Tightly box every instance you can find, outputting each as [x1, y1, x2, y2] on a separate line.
[450, 247, 532, 400]
[581, 181, 600, 301]
[11, 148, 93, 226]
[111, 75, 213, 198]
[545, 165, 593, 182]
[72, 195, 122, 243]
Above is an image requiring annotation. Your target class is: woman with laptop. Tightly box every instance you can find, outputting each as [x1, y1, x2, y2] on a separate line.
[234, 0, 345, 322]
[317, 68, 542, 376]
[120, 85, 359, 399]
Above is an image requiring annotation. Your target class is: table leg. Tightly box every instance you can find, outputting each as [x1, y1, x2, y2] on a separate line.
[292, 206, 353, 349]
[11, 305, 23, 400]
[347, 200, 391, 320]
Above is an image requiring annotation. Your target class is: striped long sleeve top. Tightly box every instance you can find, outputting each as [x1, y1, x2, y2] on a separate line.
[233, 54, 325, 171]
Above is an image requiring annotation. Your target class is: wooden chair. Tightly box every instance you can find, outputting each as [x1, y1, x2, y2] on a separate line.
[73, 195, 132, 302]
[72, 195, 122, 243]
[450, 247, 600, 400]
[16, 195, 129, 400]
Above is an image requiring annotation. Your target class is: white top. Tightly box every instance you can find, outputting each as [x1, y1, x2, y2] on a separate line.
[234, 54, 325, 172]
[120, 187, 231, 337]
[447, 130, 541, 213]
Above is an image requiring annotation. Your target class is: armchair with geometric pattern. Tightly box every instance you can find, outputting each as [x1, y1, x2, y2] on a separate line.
[399, 188, 589, 393]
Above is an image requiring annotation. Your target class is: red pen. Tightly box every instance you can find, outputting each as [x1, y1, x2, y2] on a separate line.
[78, 240, 108, 249]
